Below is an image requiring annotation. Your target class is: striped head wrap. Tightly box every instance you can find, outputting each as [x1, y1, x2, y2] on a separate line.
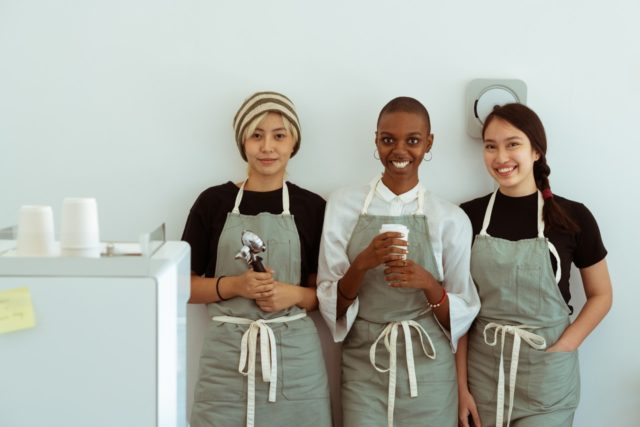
[232, 91, 301, 161]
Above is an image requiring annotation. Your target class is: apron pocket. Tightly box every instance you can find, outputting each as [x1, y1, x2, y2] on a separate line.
[341, 321, 375, 383]
[195, 323, 247, 402]
[280, 323, 330, 400]
[411, 324, 455, 383]
[516, 265, 541, 316]
[194, 354, 246, 403]
[266, 240, 292, 279]
[467, 330, 499, 406]
[527, 349, 580, 410]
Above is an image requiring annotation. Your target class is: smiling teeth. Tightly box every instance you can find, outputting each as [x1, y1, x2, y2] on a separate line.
[498, 167, 514, 173]
[392, 161, 409, 168]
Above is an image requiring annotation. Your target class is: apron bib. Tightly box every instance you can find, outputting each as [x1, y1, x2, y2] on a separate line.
[341, 178, 457, 427]
[191, 181, 331, 427]
[468, 190, 580, 427]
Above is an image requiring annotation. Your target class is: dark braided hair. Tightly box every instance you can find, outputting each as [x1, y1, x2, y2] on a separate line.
[482, 103, 579, 234]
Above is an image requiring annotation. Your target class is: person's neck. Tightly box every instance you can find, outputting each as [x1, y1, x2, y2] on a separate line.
[243, 174, 285, 192]
[498, 183, 538, 198]
[381, 173, 419, 196]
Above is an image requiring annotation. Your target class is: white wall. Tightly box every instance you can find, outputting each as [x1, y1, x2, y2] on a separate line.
[2, 1, 639, 425]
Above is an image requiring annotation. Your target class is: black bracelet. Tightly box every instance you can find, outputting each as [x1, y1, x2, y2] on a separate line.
[216, 275, 228, 301]
[337, 282, 357, 301]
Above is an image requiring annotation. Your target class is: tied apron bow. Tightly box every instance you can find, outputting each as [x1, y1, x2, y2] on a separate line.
[483, 323, 547, 427]
[369, 320, 437, 427]
[212, 312, 307, 427]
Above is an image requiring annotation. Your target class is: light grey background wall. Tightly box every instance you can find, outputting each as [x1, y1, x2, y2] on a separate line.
[2, 1, 639, 426]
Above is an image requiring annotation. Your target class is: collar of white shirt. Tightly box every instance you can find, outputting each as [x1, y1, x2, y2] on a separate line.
[371, 175, 422, 204]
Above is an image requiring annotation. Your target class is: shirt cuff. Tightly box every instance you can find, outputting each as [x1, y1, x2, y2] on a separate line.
[317, 280, 359, 342]
[445, 291, 481, 352]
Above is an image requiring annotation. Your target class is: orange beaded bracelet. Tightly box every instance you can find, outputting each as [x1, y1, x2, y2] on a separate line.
[427, 287, 447, 309]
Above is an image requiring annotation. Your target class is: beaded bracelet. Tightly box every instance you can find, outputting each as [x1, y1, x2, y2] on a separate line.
[216, 275, 228, 301]
[337, 282, 357, 301]
[427, 287, 447, 309]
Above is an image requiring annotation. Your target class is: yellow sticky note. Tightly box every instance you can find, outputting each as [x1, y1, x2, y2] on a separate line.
[0, 287, 37, 334]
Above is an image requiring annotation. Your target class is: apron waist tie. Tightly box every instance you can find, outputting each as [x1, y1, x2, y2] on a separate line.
[483, 322, 547, 427]
[369, 320, 437, 427]
[212, 311, 307, 427]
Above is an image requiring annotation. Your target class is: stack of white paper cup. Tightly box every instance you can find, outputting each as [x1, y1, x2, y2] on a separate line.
[379, 223, 409, 260]
[60, 198, 101, 258]
[16, 205, 56, 256]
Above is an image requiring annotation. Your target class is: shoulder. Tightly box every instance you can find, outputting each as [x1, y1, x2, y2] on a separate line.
[286, 181, 326, 208]
[553, 194, 602, 230]
[426, 192, 469, 220]
[196, 181, 238, 200]
[459, 193, 492, 219]
[425, 192, 472, 233]
[326, 184, 370, 212]
[321, 184, 370, 232]
[553, 194, 592, 216]
[190, 181, 237, 212]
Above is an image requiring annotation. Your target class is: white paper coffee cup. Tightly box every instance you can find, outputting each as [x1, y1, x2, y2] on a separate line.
[60, 197, 100, 257]
[380, 223, 409, 259]
[16, 205, 56, 256]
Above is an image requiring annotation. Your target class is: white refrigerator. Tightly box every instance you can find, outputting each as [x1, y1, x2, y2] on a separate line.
[0, 241, 190, 427]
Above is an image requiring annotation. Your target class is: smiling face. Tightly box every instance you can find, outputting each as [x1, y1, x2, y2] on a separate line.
[243, 112, 296, 181]
[376, 111, 433, 192]
[483, 117, 540, 196]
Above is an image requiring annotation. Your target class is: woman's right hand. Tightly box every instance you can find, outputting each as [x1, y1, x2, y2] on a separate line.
[458, 387, 482, 427]
[354, 231, 407, 272]
[234, 269, 276, 300]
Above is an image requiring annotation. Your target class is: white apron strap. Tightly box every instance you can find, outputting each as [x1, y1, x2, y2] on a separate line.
[232, 180, 291, 215]
[211, 311, 307, 427]
[483, 322, 547, 427]
[479, 190, 498, 236]
[361, 176, 380, 215]
[369, 320, 436, 427]
[536, 191, 562, 284]
[481, 190, 562, 284]
[361, 175, 426, 216]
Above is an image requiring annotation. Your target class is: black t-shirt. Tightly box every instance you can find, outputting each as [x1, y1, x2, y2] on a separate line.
[460, 191, 607, 311]
[181, 181, 326, 285]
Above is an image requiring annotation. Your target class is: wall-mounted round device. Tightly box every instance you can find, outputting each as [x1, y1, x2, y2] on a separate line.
[466, 79, 527, 139]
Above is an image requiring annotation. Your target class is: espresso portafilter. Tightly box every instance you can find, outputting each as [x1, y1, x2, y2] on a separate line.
[234, 230, 267, 272]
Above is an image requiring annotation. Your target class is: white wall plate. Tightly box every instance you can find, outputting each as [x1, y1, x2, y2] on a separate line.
[466, 79, 527, 139]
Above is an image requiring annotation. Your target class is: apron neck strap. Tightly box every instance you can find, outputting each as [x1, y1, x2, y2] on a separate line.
[480, 189, 561, 284]
[480, 190, 546, 237]
[361, 176, 425, 215]
[232, 179, 291, 215]
[536, 191, 545, 238]
[479, 190, 498, 236]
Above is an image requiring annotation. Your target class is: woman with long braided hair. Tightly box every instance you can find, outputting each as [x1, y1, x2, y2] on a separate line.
[456, 103, 612, 426]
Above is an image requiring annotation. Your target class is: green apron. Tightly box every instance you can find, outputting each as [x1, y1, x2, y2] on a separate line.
[341, 178, 457, 427]
[468, 190, 580, 427]
[191, 181, 331, 427]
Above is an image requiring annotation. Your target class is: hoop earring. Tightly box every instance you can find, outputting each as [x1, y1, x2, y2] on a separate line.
[423, 152, 432, 162]
[373, 149, 380, 160]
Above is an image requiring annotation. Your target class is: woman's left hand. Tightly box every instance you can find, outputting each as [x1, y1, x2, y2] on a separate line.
[255, 282, 301, 312]
[384, 259, 437, 290]
[546, 340, 576, 353]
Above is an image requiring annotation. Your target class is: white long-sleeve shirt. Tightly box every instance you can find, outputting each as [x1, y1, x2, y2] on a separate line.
[317, 177, 480, 352]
